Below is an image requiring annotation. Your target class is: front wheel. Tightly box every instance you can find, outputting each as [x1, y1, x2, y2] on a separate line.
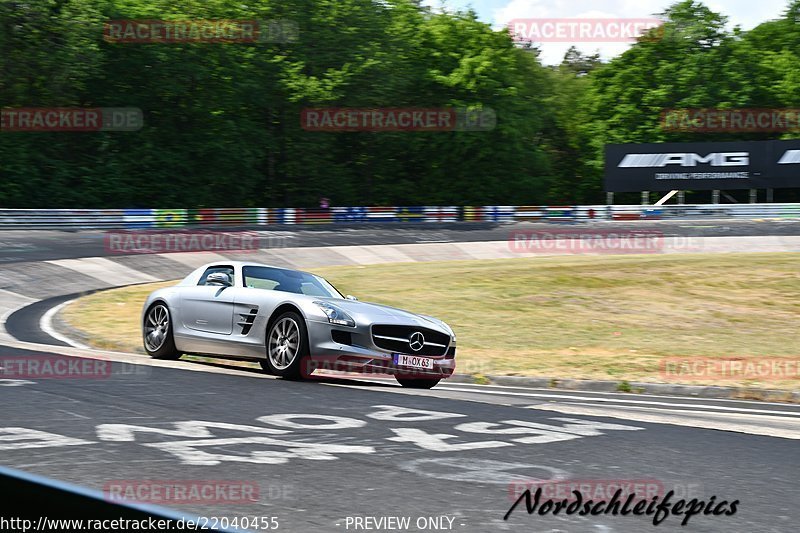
[143, 303, 180, 360]
[265, 312, 309, 379]
[395, 376, 441, 389]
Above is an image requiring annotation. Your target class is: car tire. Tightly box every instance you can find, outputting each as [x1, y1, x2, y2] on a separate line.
[395, 376, 441, 389]
[265, 311, 309, 380]
[143, 303, 181, 360]
[258, 360, 274, 375]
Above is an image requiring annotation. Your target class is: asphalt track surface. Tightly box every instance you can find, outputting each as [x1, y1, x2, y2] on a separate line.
[6, 292, 93, 346]
[2, 218, 800, 264]
[1, 221, 799, 532]
[1, 347, 798, 533]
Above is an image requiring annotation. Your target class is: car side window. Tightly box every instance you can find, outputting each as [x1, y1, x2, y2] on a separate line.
[198, 266, 235, 286]
[241, 266, 341, 298]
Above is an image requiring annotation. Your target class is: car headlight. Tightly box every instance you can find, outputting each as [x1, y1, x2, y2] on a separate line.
[314, 301, 356, 327]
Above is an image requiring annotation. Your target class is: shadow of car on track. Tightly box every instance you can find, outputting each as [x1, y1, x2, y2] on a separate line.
[179, 356, 402, 388]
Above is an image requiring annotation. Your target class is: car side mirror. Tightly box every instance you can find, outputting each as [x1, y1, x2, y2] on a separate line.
[345, 295, 358, 301]
[206, 272, 233, 287]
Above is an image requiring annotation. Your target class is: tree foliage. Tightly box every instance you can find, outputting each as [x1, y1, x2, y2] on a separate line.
[1, 0, 798, 207]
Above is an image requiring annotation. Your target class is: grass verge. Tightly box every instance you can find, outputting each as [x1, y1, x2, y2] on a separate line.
[60, 253, 800, 390]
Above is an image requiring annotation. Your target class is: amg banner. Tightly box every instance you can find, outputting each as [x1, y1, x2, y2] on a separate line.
[605, 139, 800, 192]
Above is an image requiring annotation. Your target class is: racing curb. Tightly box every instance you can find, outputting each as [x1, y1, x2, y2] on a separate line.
[447, 374, 800, 403]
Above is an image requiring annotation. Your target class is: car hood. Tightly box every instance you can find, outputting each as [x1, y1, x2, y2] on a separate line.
[327, 299, 451, 333]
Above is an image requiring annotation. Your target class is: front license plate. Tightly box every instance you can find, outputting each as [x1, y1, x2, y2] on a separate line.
[393, 353, 434, 370]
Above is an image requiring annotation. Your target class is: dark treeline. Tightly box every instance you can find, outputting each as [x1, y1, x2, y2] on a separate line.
[1, 0, 799, 208]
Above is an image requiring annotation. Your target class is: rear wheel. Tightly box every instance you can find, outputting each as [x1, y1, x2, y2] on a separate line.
[265, 312, 309, 379]
[395, 376, 441, 389]
[143, 303, 180, 360]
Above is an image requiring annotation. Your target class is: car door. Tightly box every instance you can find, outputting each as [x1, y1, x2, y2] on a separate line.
[232, 266, 285, 336]
[180, 265, 236, 335]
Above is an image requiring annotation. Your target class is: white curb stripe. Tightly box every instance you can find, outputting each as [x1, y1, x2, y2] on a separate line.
[40, 298, 90, 349]
[47, 257, 160, 286]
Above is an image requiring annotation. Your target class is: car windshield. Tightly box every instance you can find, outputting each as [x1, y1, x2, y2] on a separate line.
[242, 266, 342, 298]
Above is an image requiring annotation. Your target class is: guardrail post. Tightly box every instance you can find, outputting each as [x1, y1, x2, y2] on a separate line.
[712, 190, 720, 204]
[640, 191, 649, 205]
[606, 192, 614, 205]
[749, 189, 758, 204]
[767, 189, 774, 203]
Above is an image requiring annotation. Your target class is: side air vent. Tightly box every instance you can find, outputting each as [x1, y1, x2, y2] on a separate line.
[237, 307, 259, 335]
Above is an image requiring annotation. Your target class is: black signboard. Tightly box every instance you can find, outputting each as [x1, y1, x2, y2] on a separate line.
[605, 140, 800, 192]
[765, 138, 800, 182]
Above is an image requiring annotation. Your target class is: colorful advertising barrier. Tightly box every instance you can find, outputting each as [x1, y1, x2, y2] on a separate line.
[0, 204, 798, 229]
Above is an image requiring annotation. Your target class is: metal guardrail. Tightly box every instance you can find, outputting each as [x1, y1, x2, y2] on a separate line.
[0, 204, 798, 229]
[572, 203, 800, 221]
[0, 206, 507, 229]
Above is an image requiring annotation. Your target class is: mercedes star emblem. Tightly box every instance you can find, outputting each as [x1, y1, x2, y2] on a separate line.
[408, 331, 425, 352]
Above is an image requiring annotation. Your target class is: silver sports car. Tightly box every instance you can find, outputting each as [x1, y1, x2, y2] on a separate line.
[142, 261, 456, 388]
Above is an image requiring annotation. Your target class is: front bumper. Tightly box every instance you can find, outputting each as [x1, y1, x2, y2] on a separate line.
[305, 319, 456, 378]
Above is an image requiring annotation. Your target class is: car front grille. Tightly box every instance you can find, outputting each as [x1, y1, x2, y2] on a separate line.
[371, 325, 450, 356]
